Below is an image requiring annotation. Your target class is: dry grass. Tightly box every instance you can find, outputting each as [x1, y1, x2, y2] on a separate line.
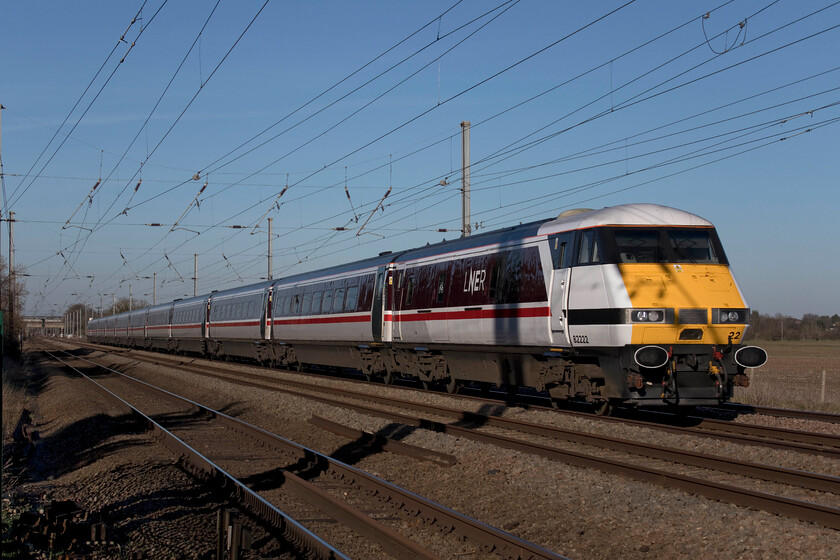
[733, 341, 840, 412]
[1, 357, 30, 444]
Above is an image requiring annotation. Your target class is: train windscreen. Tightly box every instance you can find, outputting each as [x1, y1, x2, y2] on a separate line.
[609, 227, 726, 265]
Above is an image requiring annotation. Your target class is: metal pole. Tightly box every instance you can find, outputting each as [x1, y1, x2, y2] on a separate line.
[113, 293, 116, 315]
[194, 254, 198, 297]
[153, 272, 157, 305]
[8, 210, 14, 347]
[267, 217, 273, 280]
[460, 121, 471, 237]
[129, 284, 132, 311]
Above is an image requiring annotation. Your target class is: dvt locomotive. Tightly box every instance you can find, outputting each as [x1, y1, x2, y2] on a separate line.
[88, 203, 767, 411]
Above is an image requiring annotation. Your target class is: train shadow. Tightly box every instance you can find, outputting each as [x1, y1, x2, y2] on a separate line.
[19, 412, 149, 483]
[241, 419, 438, 493]
[328, 422, 420, 467]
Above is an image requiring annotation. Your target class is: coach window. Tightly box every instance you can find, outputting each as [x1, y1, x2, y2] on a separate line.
[322, 290, 333, 314]
[436, 272, 447, 303]
[292, 294, 301, 315]
[345, 286, 359, 311]
[312, 291, 323, 314]
[302, 293, 312, 315]
[405, 276, 415, 306]
[334, 288, 345, 313]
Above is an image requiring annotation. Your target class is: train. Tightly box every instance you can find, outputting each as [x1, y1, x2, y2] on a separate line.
[87, 203, 767, 413]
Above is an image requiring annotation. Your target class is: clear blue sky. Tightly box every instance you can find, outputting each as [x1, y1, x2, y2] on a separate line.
[1, 0, 838, 318]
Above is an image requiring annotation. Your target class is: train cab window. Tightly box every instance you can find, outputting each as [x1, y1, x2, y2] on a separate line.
[334, 288, 345, 313]
[436, 272, 447, 303]
[577, 229, 601, 265]
[345, 286, 359, 312]
[405, 276, 415, 306]
[322, 290, 333, 314]
[614, 229, 663, 263]
[668, 229, 720, 264]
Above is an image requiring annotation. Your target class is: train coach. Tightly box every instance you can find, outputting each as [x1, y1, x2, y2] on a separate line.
[87, 203, 767, 412]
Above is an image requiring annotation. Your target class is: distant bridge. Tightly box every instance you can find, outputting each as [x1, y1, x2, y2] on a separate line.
[22, 316, 65, 337]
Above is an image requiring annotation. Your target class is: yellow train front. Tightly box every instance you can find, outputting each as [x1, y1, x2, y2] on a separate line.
[544, 204, 767, 409]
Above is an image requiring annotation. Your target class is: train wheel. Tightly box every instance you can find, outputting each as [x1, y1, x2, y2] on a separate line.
[445, 377, 460, 394]
[592, 399, 614, 416]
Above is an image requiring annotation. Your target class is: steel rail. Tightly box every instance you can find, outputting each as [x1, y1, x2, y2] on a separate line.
[716, 403, 840, 425]
[74, 339, 840, 453]
[627, 409, 840, 448]
[48, 345, 569, 560]
[68, 343, 840, 531]
[124, 347, 840, 460]
[39, 349, 353, 560]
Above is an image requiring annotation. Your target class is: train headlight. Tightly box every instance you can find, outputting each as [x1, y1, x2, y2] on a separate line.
[713, 308, 749, 324]
[628, 308, 669, 323]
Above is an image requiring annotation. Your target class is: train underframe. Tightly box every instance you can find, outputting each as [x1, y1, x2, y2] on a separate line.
[110, 336, 750, 412]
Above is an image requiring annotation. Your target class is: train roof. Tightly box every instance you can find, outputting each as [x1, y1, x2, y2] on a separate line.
[101, 203, 713, 315]
[538, 203, 713, 235]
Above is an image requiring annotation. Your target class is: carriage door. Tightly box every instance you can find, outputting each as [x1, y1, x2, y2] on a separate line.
[372, 266, 387, 342]
[392, 268, 403, 341]
[261, 285, 273, 340]
[549, 233, 573, 345]
[203, 298, 210, 339]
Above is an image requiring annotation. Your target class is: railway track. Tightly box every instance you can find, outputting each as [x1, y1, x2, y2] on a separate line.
[60, 340, 840, 531]
[713, 402, 840, 424]
[75, 340, 840, 455]
[40, 343, 568, 560]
